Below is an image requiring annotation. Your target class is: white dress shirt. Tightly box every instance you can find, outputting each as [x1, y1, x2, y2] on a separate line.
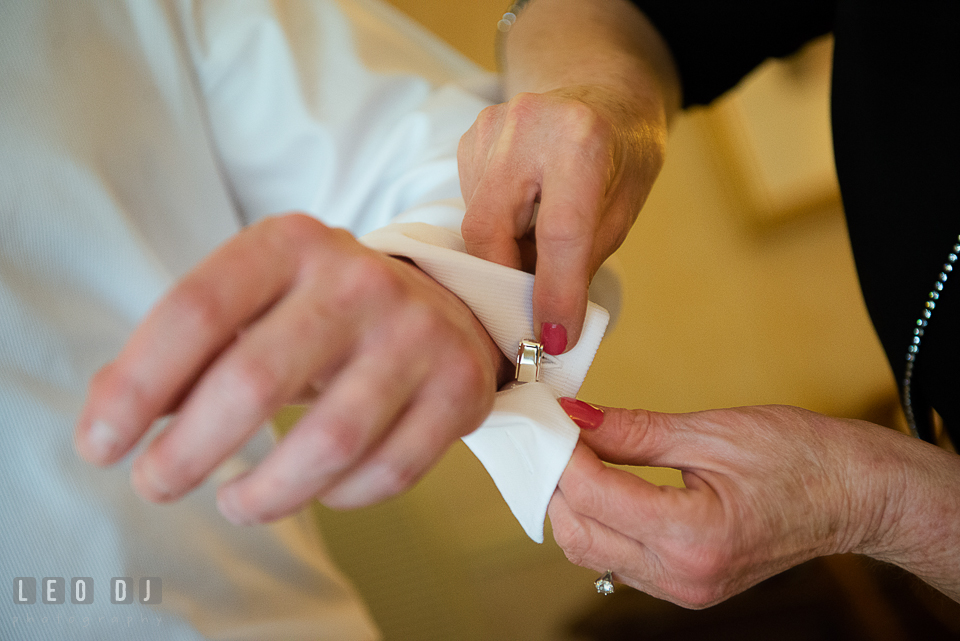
[0, 0, 496, 638]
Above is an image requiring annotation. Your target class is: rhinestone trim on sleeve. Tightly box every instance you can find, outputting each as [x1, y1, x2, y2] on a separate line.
[902, 234, 959, 438]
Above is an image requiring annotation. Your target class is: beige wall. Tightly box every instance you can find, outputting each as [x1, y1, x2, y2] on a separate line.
[311, 3, 902, 639]
[385, 0, 504, 71]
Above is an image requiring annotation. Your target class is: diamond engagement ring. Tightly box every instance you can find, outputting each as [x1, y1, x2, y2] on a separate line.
[595, 570, 614, 595]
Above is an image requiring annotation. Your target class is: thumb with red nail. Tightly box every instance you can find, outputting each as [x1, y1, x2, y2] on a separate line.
[558, 396, 604, 430]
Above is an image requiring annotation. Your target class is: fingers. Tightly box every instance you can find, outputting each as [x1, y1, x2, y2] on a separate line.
[548, 487, 676, 601]
[554, 404, 888, 609]
[75, 212, 504, 520]
[460, 176, 536, 271]
[460, 103, 540, 271]
[549, 482, 724, 609]
[213, 332, 425, 523]
[548, 443, 685, 604]
[462, 128, 600, 352]
[459, 92, 638, 353]
[128, 274, 373, 503]
[567, 404, 685, 469]
[558, 441, 692, 539]
[215, 316, 494, 523]
[548, 486, 652, 570]
[317, 362, 491, 509]
[75, 215, 324, 466]
[531, 122, 612, 350]
[551, 442, 731, 608]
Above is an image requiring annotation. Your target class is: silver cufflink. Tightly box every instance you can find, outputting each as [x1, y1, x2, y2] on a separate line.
[515, 339, 543, 384]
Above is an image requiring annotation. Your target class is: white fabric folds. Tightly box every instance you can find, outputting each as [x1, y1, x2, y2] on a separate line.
[361, 223, 609, 542]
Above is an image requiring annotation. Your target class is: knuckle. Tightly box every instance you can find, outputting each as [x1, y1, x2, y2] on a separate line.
[457, 125, 474, 155]
[559, 101, 611, 147]
[88, 361, 151, 420]
[142, 446, 203, 499]
[260, 212, 354, 263]
[554, 108, 620, 177]
[219, 355, 284, 411]
[558, 474, 605, 519]
[442, 347, 490, 400]
[496, 94, 552, 147]
[304, 420, 366, 471]
[686, 547, 727, 584]
[372, 460, 420, 498]
[336, 254, 402, 308]
[552, 520, 596, 569]
[675, 581, 726, 610]
[171, 279, 228, 337]
[537, 207, 597, 245]
[477, 102, 503, 125]
[460, 211, 503, 247]
[504, 92, 545, 123]
[88, 360, 130, 401]
[536, 286, 583, 325]
[416, 351, 493, 439]
[557, 98, 595, 126]
[668, 548, 731, 608]
[617, 409, 663, 456]
[234, 476, 291, 524]
[460, 105, 506, 170]
[263, 212, 326, 246]
[497, 94, 550, 148]
[420, 361, 493, 441]
[473, 103, 507, 140]
[399, 301, 443, 340]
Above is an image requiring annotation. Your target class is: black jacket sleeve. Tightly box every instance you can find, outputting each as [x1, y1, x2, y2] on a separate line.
[627, 0, 836, 106]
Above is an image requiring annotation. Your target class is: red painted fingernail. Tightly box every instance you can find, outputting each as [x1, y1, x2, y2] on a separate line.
[541, 322, 567, 355]
[559, 397, 604, 430]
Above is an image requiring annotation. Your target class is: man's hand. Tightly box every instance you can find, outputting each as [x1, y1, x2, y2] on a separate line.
[458, 85, 664, 353]
[75, 213, 509, 524]
[549, 402, 960, 607]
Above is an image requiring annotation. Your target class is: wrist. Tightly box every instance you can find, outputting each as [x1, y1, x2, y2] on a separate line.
[501, 0, 680, 120]
[388, 255, 513, 391]
[845, 424, 960, 599]
[845, 428, 923, 559]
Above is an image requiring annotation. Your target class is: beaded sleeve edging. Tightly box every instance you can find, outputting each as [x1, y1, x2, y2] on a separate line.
[902, 234, 960, 438]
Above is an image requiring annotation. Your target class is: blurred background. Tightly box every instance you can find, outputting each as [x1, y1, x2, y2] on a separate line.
[304, 1, 959, 639]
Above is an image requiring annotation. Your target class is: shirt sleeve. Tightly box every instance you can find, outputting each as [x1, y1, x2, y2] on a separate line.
[628, 0, 837, 107]
[174, 0, 496, 236]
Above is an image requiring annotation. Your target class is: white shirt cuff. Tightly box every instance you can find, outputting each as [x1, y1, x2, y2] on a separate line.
[361, 222, 609, 542]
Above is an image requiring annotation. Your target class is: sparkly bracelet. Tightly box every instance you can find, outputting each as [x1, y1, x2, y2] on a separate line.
[498, 0, 533, 33]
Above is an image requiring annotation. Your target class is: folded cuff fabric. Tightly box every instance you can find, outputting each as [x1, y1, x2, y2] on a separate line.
[361, 223, 609, 543]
